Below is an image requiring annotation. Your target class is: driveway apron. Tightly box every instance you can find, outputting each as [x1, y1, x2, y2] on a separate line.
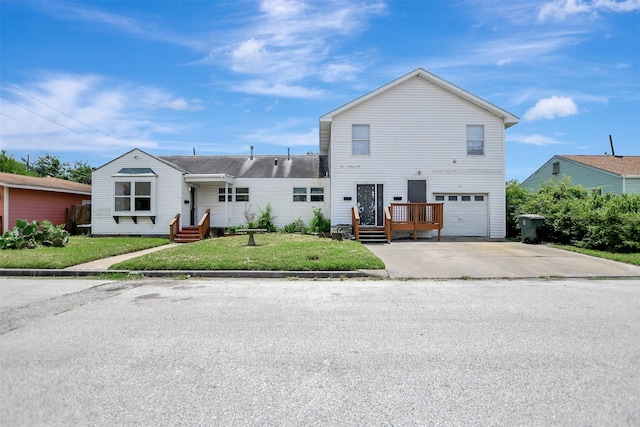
[364, 239, 640, 279]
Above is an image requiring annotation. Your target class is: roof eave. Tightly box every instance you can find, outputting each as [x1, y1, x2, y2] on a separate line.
[184, 174, 236, 184]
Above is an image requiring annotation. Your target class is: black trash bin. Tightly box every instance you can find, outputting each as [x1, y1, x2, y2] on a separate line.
[518, 214, 545, 244]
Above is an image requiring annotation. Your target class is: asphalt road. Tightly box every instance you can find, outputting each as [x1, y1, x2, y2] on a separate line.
[1, 277, 639, 426]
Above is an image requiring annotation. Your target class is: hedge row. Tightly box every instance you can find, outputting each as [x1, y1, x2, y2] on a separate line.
[506, 178, 640, 253]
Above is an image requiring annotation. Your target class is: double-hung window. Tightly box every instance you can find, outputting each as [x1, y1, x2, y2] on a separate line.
[467, 125, 484, 155]
[293, 187, 325, 202]
[235, 187, 249, 202]
[218, 187, 250, 202]
[310, 187, 324, 202]
[218, 188, 232, 202]
[352, 125, 370, 155]
[293, 187, 307, 202]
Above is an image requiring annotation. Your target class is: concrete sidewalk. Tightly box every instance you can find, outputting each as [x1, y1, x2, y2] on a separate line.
[63, 243, 181, 271]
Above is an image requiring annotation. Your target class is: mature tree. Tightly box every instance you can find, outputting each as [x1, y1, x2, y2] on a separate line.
[66, 160, 92, 184]
[0, 151, 92, 184]
[30, 153, 65, 178]
[0, 150, 35, 176]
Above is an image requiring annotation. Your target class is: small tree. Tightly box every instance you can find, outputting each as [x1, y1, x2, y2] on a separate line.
[309, 208, 331, 234]
[243, 204, 257, 228]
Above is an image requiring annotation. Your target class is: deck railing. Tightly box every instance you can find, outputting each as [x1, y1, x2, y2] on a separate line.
[169, 213, 180, 242]
[198, 209, 211, 240]
[388, 203, 444, 241]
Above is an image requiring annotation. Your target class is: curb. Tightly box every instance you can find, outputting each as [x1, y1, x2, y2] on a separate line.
[0, 268, 383, 279]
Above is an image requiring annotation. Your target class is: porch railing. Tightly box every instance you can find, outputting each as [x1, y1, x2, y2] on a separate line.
[351, 206, 360, 241]
[389, 203, 444, 241]
[198, 209, 211, 240]
[169, 213, 180, 241]
[384, 207, 392, 242]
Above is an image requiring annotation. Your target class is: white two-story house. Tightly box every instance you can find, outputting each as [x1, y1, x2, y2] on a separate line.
[91, 68, 518, 240]
[321, 68, 518, 238]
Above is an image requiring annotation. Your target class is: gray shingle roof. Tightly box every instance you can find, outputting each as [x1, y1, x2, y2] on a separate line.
[159, 155, 329, 179]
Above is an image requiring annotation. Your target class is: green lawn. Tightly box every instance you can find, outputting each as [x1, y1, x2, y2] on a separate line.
[0, 236, 170, 269]
[111, 234, 385, 271]
[552, 244, 640, 266]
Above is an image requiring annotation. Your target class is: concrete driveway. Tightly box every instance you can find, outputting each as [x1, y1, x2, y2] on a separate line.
[364, 238, 640, 279]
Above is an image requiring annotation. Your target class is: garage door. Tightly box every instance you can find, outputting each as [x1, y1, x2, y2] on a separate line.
[435, 194, 488, 237]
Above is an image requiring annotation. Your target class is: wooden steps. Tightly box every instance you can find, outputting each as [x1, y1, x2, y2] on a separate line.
[357, 228, 388, 243]
[173, 226, 201, 243]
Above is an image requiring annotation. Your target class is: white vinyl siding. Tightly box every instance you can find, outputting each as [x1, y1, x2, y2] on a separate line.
[92, 149, 187, 236]
[329, 75, 506, 238]
[197, 178, 330, 229]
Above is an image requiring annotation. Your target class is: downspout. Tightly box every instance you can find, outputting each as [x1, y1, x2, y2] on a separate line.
[622, 176, 626, 194]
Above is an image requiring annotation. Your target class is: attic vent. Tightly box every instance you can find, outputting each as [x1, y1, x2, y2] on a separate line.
[552, 162, 560, 175]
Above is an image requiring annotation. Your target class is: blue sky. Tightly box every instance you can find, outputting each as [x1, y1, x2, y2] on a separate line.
[1, 0, 638, 181]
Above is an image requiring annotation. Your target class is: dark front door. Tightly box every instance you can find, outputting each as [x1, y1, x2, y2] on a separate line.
[357, 184, 384, 227]
[408, 180, 426, 203]
[190, 187, 197, 226]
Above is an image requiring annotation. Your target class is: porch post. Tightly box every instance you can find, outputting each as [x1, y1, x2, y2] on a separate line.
[225, 182, 229, 229]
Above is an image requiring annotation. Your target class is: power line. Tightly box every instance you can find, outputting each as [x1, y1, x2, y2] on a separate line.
[10, 85, 113, 137]
[0, 96, 83, 135]
[0, 111, 31, 127]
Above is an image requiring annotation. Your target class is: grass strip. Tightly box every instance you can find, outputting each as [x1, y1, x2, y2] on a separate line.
[0, 236, 170, 269]
[111, 234, 385, 271]
[551, 244, 640, 266]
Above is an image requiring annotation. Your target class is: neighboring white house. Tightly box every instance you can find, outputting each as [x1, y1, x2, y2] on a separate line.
[92, 68, 518, 239]
[320, 68, 519, 238]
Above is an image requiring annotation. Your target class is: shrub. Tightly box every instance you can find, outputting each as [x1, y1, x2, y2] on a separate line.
[309, 208, 331, 233]
[281, 218, 308, 234]
[0, 219, 70, 250]
[257, 203, 277, 232]
[506, 178, 640, 253]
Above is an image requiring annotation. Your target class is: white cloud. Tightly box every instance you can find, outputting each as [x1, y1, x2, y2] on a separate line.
[217, 0, 386, 96]
[44, 2, 207, 51]
[524, 96, 579, 120]
[538, 0, 640, 21]
[508, 133, 566, 145]
[260, 0, 308, 18]
[0, 74, 201, 156]
[230, 38, 268, 72]
[231, 80, 323, 98]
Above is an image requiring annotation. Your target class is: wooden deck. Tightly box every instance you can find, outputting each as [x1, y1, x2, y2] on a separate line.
[353, 203, 444, 242]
